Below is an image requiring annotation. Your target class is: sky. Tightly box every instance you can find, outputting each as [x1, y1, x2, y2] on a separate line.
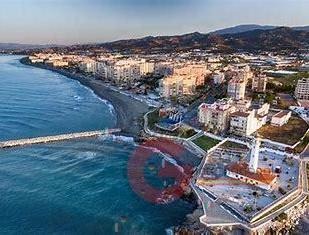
[0, 0, 309, 45]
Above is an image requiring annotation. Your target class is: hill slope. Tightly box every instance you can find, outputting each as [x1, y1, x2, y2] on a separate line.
[96, 27, 309, 53]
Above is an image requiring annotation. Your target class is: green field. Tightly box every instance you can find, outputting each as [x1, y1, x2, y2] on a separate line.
[193, 135, 220, 151]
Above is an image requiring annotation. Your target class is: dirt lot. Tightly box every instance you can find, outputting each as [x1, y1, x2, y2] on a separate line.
[258, 116, 308, 145]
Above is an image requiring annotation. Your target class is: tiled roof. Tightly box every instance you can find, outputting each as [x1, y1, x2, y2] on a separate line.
[227, 162, 276, 185]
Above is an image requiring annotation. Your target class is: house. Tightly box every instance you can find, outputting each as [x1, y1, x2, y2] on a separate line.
[271, 110, 292, 127]
[226, 162, 277, 190]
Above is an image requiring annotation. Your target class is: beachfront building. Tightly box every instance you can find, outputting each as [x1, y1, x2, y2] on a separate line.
[252, 74, 268, 92]
[79, 60, 98, 73]
[295, 78, 309, 100]
[227, 77, 246, 100]
[45, 60, 69, 67]
[140, 59, 155, 75]
[271, 110, 292, 127]
[29, 56, 44, 63]
[229, 103, 269, 136]
[198, 98, 235, 134]
[173, 63, 209, 87]
[160, 75, 197, 98]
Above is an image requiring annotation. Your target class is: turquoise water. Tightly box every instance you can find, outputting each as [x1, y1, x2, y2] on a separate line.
[0, 55, 195, 234]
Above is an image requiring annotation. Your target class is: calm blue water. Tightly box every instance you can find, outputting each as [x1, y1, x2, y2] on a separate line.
[0, 55, 195, 234]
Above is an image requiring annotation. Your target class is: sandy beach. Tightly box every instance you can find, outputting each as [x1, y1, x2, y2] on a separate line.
[20, 57, 150, 137]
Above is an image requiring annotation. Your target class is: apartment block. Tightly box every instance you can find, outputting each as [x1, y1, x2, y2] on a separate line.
[227, 77, 246, 100]
[229, 103, 269, 136]
[198, 98, 235, 134]
[295, 78, 309, 100]
[160, 75, 196, 98]
[252, 74, 268, 92]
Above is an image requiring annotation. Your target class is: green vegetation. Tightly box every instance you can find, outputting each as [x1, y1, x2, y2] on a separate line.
[267, 72, 309, 94]
[178, 128, 197, 139]
[192, 135, 220, 151]
[244, 205, 254, 213]
[294, 133, 309, 153]
[147, 109, 159, 129]
[258, 117, 309, 145]
[220, 141, 248, 150]
[266, 82, 295, 94]
[275, 212, 288, 222]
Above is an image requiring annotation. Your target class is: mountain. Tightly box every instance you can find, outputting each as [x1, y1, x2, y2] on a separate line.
[211, 24, 309, 35]
[219, 27, 309, 51]
[95, 27, 309, 53]
[293, 26, 309, 32]
[211, 24, 277, 35]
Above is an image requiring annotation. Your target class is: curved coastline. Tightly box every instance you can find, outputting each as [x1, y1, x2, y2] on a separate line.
[19, 57, 150, 137]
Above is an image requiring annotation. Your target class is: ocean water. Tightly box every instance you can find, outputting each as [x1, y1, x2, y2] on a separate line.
[0, 55, 195, 234]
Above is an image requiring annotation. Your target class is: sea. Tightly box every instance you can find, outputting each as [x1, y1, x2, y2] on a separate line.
[0, 55, 196, 235]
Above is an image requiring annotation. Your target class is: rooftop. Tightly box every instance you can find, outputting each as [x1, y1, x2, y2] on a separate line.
[227, 162, 277, 185]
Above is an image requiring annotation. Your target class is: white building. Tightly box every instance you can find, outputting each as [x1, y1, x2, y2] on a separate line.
[227, 77, 246, 100]
[173, 64, 209, 87]
[198, 98, 235, 134]
[271, 110, 292, 127]
[140, 59, 155, 75]
[160, 75, 196, 98]
[229, 103, 269, 136]
[79, 60, 97, 73]
[295, 78, 309, 100]
[226, 162, 277, 190]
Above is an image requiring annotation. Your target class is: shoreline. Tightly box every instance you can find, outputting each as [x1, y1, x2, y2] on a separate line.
[19, 57, 150, 138]
[19, 57, 202, 233]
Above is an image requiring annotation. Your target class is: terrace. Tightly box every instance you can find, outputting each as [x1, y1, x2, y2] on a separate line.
[196, 147, 300, 220]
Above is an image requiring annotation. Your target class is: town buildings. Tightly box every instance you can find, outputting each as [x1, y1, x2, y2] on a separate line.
[160, 75, 197, 97]
[295, 78, 309, 100]
[198, 98, 235, 134]
[229, 103, 269, 136]
[160, 63, 209, 98]
[252, 74, 268, 92]
[227, 77, 246, 100]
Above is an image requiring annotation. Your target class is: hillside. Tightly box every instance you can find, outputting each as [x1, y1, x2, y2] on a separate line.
[95, 27, 309, 53]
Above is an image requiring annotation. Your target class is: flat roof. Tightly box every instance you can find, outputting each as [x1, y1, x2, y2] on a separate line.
[273, 110, 290, 119]
[231, 111, 250, 118]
